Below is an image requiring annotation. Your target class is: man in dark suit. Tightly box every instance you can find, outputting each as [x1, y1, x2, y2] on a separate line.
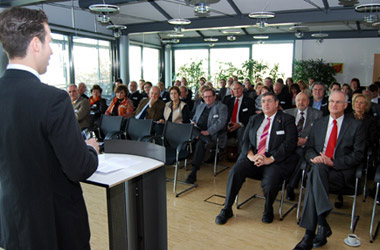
[158, 81, 170, 103]
[215, 92, 298, 225]
[78, 82, 89, 99]
[128, 80, 143, 109]
[309, 82, 329, 116]
[223, 82, 256, 153]
[180, 86, 194, 114]
[0, 7, 99, 250]
[185, 88, 228, 184]
[293, 91, 365, 250]
[218, 78, 227, 101]
[273, 82, 292, 110]
[284, 92, 323, 200]
[134, 86, 165, 121]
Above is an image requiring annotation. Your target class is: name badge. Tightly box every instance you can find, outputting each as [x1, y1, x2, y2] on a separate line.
[321, 103, 328, 106]
[163, 98, 167, 101]
[133, 97, 138, 100]
[242, 108, 248, 112]
[276, 130, 285, 135]
[213, 114, 219, 118]
[280, 101, 285, 104]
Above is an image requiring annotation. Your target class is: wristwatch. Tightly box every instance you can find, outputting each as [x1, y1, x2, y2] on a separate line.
[270, 156, 275, 162]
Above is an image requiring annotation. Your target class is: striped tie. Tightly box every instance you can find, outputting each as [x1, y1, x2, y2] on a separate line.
[296, 112, 305, 136]
[257, 117, 271, 155]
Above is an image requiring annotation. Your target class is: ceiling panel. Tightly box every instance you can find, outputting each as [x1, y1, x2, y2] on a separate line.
[118, 2, 168, 22]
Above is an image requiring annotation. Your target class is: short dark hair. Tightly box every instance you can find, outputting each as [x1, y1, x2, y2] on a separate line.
[91, 84, 103, 94]
[368, 84, 379, 92]
[351, 78, 360, 87]
[203, 88, 216, 96]
[169, 86, 181, 96]
[262, 91, 279, 102]
[330, 82, 341, 89]
[144, 81, 153, 87]
[115, 78, 123, 84]
[276, 78, 284, 84]
[115, 84, 128, 94]
[0, 7, 48, 59]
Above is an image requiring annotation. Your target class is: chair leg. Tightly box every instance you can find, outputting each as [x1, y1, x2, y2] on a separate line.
[350, 177, 360, 234]
[213, 143, 219, 176]
[173, 161, 179, 194]
[363, 162, 369, 202]
[370, 182, 380, 243]
[296, 169, 306, 224]
[279, 180, 285, 219]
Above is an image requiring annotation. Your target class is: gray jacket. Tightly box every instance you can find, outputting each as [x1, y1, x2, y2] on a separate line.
[283, 107, 323, 138]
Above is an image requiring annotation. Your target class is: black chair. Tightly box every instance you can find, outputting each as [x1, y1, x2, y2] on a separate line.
[156, 122, 196, 197]
[86, 115, 123, 141]
[107, 118, 153, 142]
[296, 163, 362, 233]
[369, 166, 380, 243]
[363, 147, 373, 202]
[235, 178, 297, 221]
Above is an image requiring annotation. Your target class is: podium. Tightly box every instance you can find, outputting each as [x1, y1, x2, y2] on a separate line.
[85, 140, 167, 250]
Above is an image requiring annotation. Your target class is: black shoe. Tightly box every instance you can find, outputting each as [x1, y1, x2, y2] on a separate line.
[287, 187, 296, 201]
[215, 208, 233, 225]
[293, 234, 314, 250]
[313, 225, 332, 248]
[334, 194, 343, 209]
[262, 212, 274, 223]
[184, 171, 197, 184]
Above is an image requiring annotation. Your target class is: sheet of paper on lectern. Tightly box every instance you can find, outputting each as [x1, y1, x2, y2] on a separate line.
[96, 156, 141, 174]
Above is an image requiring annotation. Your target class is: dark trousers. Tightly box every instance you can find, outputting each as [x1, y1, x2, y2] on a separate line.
[224, 157, 284, 214]
[299, 164, 346, 231]
[191, 134, 212, 170]
[288, 147, 306, 189]
[228, 126, 245, 154]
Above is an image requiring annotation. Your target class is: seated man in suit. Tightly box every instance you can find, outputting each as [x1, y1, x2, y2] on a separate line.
[67, 84, 91, 130]
[158, 81, 170, 103]
[180, 86, 194, 114]
[128, 80, 143, 109]
[215, 92, 298, 225]
[134, 86, 165, 121]
[273, 81, 292, 110]
[283, 92, 323, 200]
[293, 91, 365, 250]
[78, 82, 89, 99]
[309, 82, 329, 116]
[185, 88, 228, 184]
[223, 82, 256, 154]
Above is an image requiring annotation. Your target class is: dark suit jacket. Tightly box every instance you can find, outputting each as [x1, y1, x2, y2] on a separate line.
[160, 90, 170, 103]
[305, 115, 366, 185]
[218, 87, 227, 101]
[283, 107, 323, 138]
[239, 111, 298, 177]
[128, 91, 143, 109]
[309, 96, 329, 116]
[277, 90, 292, 110]
[223, 96, 256, 126]
[134, 98, 165, 121]
[0, 69, 98, 250]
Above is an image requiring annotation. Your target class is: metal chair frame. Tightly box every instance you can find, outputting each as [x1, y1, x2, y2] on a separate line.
[369, 166, 380, 243]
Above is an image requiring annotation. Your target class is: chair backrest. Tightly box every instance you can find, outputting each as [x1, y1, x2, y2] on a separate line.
[126, 118, 153, 141]
[163, 122, 193, 150]
[100, 115, 123, 137]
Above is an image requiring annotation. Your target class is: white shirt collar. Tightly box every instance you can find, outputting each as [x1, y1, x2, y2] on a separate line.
[7, 64, 40, 80]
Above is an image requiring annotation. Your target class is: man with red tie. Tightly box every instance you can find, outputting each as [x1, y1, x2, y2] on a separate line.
[223, 82, 255, 153]
[293, 91, 366, 250]
[215, 92, 298, 225]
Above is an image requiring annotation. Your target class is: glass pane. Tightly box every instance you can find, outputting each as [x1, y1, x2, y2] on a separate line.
[252, 43, 294, 80]
[210, 47, 250, 85]
[143, 47, 160, 84]
[40, 33, 70, 90]
[129, 45, 142, 82]
[174, 49, 208, 87]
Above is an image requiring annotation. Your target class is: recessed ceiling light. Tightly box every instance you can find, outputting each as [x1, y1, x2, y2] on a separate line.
[161, 39, 180, 44]
[248, 12, 276, 19]
[168, 18, 191, 25]
[89, 4, 120, 13]
[194, 3, 210, 14]
[364, 14, 378, 23]
[221, 30, 241, 35]
[204, 37, 219, 42]
[227, 36, 236, 41]
[167, 33, 184, 37]
[355, 3, 380, 13]
[311, 33, 328, 38]
[253, 35, 269, 39]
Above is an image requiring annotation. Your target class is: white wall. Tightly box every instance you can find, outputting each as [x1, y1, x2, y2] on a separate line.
[299, 37, 380, 86]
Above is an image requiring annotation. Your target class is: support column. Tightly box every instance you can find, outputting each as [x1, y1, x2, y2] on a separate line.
[164, 44, 172, 88]
[119, 34, 130, 84]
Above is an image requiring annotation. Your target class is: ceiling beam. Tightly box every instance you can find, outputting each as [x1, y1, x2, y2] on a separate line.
[226, 0, 242, 16]
[241, 28, 249, 36]
[356, 21, 361, 32]
[196, 30, 205, 38]
[0, 0, 58, 7]
[148, 0, 172, 20]
[322, 0, 330, 13]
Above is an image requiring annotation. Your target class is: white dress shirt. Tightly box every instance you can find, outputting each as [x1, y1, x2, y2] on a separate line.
[323, 115, 344, 154]
[256, 112, 277, 152]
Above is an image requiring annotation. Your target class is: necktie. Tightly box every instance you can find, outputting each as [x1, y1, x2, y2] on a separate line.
[257, 117, 271, 155]
[138, 105, 149, 119]
[296, 112, 305, 136]
[325, 119, 337, 159]
[231, 98, 239, 123]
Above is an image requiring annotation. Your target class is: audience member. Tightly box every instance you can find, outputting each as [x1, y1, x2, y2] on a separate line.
[174, 80, 181, 86]
[290, 83, 301, 107]
[255, 86, 271, 113]
[106, 85, 134, 118]
[223, 82, 256, 153]
[139, 79, 145, 93]
[142, 81, 152, 98]
[286, 77, 294, 89]
[264, 77, 273, 91]
[180, 86, 194, 112]
[350, 78, 363, 94]
[309, 82, 329, 116]
[308, 77, 316, 87]
[78, 82, 89, 99]
[215, 92, 298, 225]
[297, 80, 311, 96]
[218, 78, 227, 101]
[283, 92, 323, 201]
[158, 81, 170, 103]
[128, 80, 143, 109]
[89, 84, 107, 127]
[329, 82, 341, 93]
[134, 86, 165, 121]
[244, 78, 257, 100]
[185, 88, 228, 184]
[181, 77, 193, 100]
[158, 86, 190, 124]
[273, 82, 292, 110]
[293, 91, 365, 250]
[68, 84, 91, 130]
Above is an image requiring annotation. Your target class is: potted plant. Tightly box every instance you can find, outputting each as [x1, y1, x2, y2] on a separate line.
[293, 59, 336, 86]
[176, 60, 206, 88]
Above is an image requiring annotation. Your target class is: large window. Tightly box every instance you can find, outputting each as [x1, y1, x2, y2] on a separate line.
[252, 43, 294, 79]
[73, 37, 112, 96]
[40, 33, 70, 89]
[129, 45, 161, 84]
[129, 45, 142, 82]
[174, 49, 208, 86]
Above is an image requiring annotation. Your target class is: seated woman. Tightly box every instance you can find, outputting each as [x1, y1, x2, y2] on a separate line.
[105, 85, 134, 118]
[290, 83, 301, 107]
[158, 86, 190, 124]
[89, 84, 107, 128]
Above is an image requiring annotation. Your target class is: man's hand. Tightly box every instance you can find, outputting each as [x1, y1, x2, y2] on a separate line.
[297, 137, 307, 147]
[201, 130, 210, 136]
[86, 138, 99, 154]
[227, 122, 240, 132]
[310, 152, 334, 167]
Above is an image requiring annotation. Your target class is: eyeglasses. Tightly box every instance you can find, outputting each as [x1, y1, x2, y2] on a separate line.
[329, 100, 346, 104]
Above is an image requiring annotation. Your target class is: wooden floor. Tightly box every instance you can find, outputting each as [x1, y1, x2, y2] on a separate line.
[82, 160, 380, 250]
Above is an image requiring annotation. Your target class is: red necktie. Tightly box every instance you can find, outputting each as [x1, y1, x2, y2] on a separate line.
[231, 98, 239, 123]
[257, 117, 271, 155]
[325, 119, 337, 159]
